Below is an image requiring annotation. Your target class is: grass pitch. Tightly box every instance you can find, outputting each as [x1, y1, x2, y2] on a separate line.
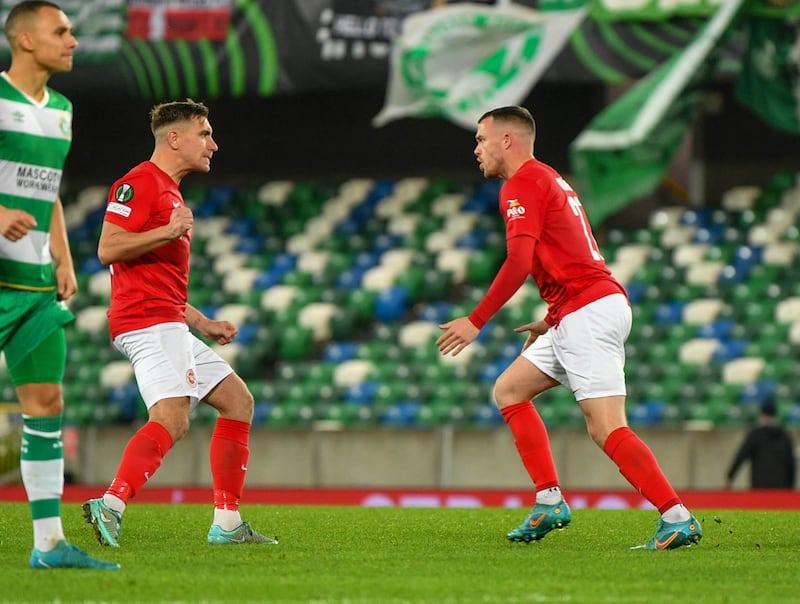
[1, 502, 798, 603]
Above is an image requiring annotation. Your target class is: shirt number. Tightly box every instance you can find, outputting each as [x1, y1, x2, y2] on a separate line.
[557, 178, 603, 261]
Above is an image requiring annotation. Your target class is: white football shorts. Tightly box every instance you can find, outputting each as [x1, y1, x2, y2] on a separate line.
[522, 293, 631, 401]
[113, 322, 234, 410]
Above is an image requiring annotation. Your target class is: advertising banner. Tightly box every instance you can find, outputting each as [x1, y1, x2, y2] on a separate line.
[3, 0, 794, 114]
[4, 485, 800, 510]
[127, 0, 233, 41]
[259, 0, 404, 93]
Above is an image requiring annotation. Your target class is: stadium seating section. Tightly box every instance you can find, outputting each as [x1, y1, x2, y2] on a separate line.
[2, 170, 799, 430]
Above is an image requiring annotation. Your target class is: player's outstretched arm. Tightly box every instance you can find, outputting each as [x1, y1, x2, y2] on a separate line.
[436, 316, 480, 357]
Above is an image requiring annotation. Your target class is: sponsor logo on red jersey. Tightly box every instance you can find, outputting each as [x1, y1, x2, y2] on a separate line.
[505, 198, 525, 220]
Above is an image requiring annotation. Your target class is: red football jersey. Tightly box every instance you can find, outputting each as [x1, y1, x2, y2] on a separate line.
[501, 159, 626, 325]
[103, 161, 190, 338]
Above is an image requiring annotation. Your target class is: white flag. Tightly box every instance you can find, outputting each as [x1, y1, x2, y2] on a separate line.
[373, 2, 586, 130]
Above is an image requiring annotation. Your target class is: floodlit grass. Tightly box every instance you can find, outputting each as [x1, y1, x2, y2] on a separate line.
[1, 502, 799, 603]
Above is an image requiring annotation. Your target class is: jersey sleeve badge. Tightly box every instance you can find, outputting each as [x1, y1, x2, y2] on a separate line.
[113, 183, 134, 202]
[108, 183, 135, 218]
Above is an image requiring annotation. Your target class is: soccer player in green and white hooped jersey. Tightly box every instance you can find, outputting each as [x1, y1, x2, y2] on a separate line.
[0, 1, 117, 570]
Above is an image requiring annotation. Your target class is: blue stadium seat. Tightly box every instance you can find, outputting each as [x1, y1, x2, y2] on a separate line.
[654, 301, 686, 324]
[324, 341, 359, 363]
[472, 403, 503, 426]
[739, 380, 777, 404]
[374, 286, 410, 322]
[698, 319, 735, 339]
[382, 402, 422, 427]
[711, 339, 748, 362]
[344, 381, 381, 405]
[56, 168, 800, 431]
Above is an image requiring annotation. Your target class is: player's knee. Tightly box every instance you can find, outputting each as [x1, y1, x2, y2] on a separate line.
[582, 415, 616, 449]
[586, 425, 607, 448]
[175, 422, 190, 441]
[493, 377, 519, 408]
[16, 383, 64, 416]
[225, 386, 255, 422]
[38, 393, 65, 416]
[150, 404, 191, 441]
[169, 415, 191, 441]
[237, 389, 255, 421]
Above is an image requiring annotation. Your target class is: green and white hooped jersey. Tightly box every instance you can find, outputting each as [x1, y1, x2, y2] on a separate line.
[0, 73, 72, 291]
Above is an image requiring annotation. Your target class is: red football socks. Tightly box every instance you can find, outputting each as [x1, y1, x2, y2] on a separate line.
[210, 417, 251, 511]
[603, 426, 681, 513]
[500, 401, 559, 491]
[106, 421, 174, 503]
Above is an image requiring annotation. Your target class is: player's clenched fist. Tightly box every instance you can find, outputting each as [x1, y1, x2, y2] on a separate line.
[0, 207, 37, 241]
[167, 205, 193, 239]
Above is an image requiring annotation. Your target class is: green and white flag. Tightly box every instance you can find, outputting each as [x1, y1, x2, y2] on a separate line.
[0, 0, 125, 62]
[569, 0, 745, 225]
[736, 17, 800, 135]
[373, 2, 587, 130]
[590, 0, 725, 20]
[590, 0, 800, 20]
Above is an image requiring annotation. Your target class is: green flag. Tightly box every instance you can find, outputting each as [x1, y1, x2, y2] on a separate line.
[736, 17, 800, 135]
[0, 0, 125, 62]
[569, 0, 746, 225]
[373, 2, 586, 130]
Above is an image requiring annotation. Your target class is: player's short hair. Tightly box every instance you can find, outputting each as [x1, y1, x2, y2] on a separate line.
[4, 1, 62, 45]
[149, 99, 210, 134]
[478, 106, 536, 139]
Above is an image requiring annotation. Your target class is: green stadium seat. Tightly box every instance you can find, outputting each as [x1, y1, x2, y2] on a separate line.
[346, 289, 377, 323]
[466, 249, 502, 285]
[318, 401, 372, 427]
[269, 400, 315, 427]
[391, 265, 427, 301]
[414, 268, 453, 303]
[57, 168, 800, 429]
[759, 356, 794, 381]
[278, 325, 314, 360]
[328, 306, 360, 341]
[372, 380, 409, 406]
[281, 270, 314, 288]
[192, 403, 219, 426]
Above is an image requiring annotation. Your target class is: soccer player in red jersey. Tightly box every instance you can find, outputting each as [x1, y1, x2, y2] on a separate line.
[436, 106, 702, 550]
[82, 100, 277, 546]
